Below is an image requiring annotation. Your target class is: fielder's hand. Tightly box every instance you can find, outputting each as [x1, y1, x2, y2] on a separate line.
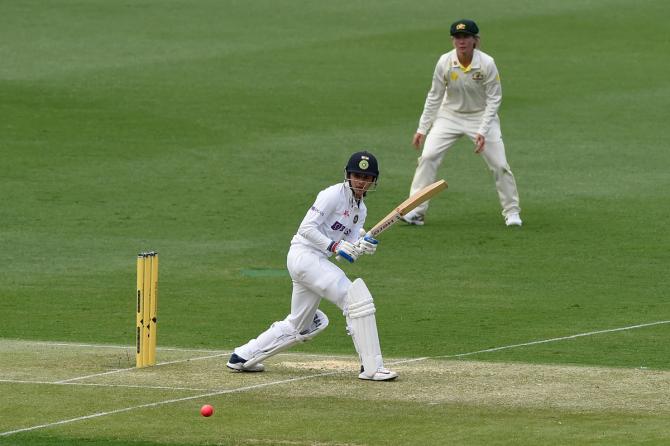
[332, 240, 361, 263]
[412, 132, 425, 150]
[474, 134, 485, 153]
[356, 234, 378, 255]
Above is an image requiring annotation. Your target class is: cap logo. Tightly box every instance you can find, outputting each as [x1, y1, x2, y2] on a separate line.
[456, 23, 466, 30]
[359, 160, 369, 170]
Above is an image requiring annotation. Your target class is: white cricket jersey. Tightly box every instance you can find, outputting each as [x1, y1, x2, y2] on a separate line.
[290, 182, 367, 256]
[417, 49, 502, 136]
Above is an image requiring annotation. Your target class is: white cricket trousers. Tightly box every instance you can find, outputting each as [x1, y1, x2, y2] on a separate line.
[410, 111, 520, 217]
[234, 245, 351, 360]
[285, 245, 351, 331]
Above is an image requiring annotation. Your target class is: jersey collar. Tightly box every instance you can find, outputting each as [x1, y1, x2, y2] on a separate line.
[452, 49, 482, 73]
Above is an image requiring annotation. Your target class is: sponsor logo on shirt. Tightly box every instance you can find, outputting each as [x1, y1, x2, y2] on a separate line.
[310, 206, 325, 216]
[331, 222, 353, 237]
[331, 221, 346, 231]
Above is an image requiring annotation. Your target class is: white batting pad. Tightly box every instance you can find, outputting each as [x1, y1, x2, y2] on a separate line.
[241, 309, 329, 368]
[344, 278, 384, 378]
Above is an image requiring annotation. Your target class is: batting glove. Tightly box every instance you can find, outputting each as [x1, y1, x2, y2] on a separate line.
[329, 240, 361, 263]
[356, 234, 378, 255]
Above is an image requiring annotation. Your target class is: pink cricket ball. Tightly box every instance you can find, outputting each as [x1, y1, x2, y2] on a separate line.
[200, 404, 214, 417]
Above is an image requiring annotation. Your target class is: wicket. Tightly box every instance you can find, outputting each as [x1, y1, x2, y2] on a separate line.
[136, 251, 158, 367]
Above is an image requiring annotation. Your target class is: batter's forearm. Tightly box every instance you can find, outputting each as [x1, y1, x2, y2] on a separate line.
[298, 225, 333, 252]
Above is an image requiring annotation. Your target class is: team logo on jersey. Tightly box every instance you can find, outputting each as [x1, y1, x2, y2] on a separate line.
[353, 215, 359, 224]
[472, 71, 484, 81]
[451, 71, 459, 81]
[343, 210, 350, 217]
[359, 160, 369, 170]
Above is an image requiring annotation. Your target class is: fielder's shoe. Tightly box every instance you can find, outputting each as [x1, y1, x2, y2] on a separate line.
[401, 213, 425, 226]
[226, 353, 265, 372]
[358, 365, 398, 381]
[505, 212, 522, 227]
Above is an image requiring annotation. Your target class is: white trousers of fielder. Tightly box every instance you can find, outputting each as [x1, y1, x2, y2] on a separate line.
[410, 111, 520, 218]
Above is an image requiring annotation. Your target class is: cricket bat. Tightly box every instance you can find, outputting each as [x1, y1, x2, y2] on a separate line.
[367, 179, 447, 237]
[336, 179, 447, 261]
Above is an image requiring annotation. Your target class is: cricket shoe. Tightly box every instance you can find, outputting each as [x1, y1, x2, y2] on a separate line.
[358, 366, 398, 381]
[505, 212, 522, 227]
[226, 353, 265, 372]
[401, 213, 424, 226]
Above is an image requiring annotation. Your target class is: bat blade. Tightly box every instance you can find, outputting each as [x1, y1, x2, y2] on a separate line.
[368, 179, 447, 237]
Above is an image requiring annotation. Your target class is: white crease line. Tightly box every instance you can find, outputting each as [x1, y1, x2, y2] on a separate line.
[54, 353, 230, 383]
[2, 350, 358, 391]
[389, 320, 670, 367]
[52, 353, 353, 384]
[1, 339, 355, 359]
[0, 379, 209, 392]
[436, 319, 670, 359]
[54, 368, 137, 384]
[2, 319, 669, 437]
[0, 340, 227, 354]
[0, 370, 341, 438]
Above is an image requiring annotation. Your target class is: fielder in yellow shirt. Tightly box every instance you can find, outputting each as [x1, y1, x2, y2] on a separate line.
[403, 19, 522, 227]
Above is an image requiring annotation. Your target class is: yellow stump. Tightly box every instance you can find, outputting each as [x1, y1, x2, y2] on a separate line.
[142, 254, 152, 366]
[136, 255, 146, 367]
[136, 251, 158, 368]
[148, 253, 159, 365]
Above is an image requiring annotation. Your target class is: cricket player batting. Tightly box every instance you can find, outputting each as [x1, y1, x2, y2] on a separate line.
[227, 151, 397, 381]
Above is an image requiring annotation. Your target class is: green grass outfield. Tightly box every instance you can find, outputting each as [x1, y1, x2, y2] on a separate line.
[1, 0, 669, 444]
